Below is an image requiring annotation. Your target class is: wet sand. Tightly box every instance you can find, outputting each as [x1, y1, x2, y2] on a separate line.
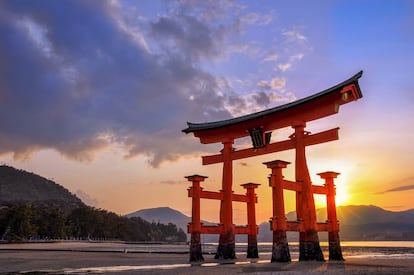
[1, 242, 414, 274]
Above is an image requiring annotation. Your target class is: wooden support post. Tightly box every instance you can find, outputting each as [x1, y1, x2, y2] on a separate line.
[292, 122, 324, 261]
[216, 140, 236, 259]
[186, 174, 208, 262]
[241, 183, 260, 258]
[263, 160, 291, 262]
[317, 172, 344, 261]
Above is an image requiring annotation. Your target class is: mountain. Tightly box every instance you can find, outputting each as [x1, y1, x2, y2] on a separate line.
[126, 207, 191, 232]
[0, 165, 84, 211]
[132, 205, 414, 242]
[261, 205, 414, 241]
[0, 166, 186, 242]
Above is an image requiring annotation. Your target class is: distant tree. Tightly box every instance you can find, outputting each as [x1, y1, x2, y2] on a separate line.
[7, 204, 37, 240]
[1, 202, 187, 242]
[33, 206, 66, 239]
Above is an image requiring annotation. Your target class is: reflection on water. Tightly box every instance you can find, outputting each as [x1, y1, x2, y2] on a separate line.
[63, 264, 192, 273]
[7, 241, 413, 274]
[59, 242, 414, 274]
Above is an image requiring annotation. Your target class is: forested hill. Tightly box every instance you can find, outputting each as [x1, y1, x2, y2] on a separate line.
[0, 165, 186, 243]
[0, 165, 83, 211]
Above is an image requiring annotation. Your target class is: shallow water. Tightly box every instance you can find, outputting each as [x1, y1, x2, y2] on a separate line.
[2, 241, 414, 274]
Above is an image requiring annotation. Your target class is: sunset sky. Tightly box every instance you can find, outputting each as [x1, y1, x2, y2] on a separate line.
[1, 0, 413, 224]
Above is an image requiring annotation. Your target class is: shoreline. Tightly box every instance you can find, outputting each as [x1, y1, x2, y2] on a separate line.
[1, 242, 414, 274]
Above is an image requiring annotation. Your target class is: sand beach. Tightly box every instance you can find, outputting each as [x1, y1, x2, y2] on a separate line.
[1, 241, 414, 274]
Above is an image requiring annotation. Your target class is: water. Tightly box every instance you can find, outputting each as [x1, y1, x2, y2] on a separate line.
[2, 241, 414, 273]
[201, 241, 414, 259]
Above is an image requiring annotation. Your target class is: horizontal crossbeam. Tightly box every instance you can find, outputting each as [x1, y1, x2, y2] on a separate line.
[188, 223, 257, 235]
[188, 189, 251, 202]
[202, 127, 339, 165]
[270, 221, 333, 232]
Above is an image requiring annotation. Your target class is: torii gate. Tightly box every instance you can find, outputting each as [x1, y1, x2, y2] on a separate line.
[183, 71, 363, 261]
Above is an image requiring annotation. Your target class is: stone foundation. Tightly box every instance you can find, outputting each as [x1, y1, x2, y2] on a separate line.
[271, 230, 291, 262]
[299, 230, 325, 261]
[189, 232, 204, 262]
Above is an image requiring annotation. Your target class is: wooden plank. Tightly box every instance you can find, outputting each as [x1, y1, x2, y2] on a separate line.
[281, 180, 302, 192]
[232, 193, 249, 203]
[200, 225, 221, 234]
[286, 221, 303, 232]
[312, 185, 328, 194]
[202, 128, 339, 165]
[316, 222, 331, 232]
[234, 226, 249, 235]
[199, 190, 223, 200]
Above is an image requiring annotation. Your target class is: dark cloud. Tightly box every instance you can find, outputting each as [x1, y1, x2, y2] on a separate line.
[252, 91, 271, 107]
[0, 0, 237, 166]
[0, 0, 286, 167]
[377, 184, 414, 195]
[375, 176, 414, 194]
[160, 180, 181, 185]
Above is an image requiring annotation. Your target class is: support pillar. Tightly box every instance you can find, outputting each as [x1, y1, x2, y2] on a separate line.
[318, 172, 344, 261]
[241, 183, 260, 258]
[292, 122, 324, 261]
[216, 140, 236, 259]
[186, 174, 208, 262]
[264, 160, 291, 262]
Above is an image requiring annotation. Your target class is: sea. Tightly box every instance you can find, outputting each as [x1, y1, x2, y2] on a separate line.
[2, 241, 414, 273]
[2, 240, 414, 259]
[203, 241, 414, 260]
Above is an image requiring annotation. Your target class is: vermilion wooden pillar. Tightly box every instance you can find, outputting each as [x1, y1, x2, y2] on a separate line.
[186, 174, 208, 262]
[292, 122, 324, 261]
[317, 172, 344, 261]
[264, 160, 291, 262]
[216, 140, 236, 259]
[241, 183, 260, 258]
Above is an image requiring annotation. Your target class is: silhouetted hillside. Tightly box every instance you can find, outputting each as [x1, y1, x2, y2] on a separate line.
[0, 166, 186, 242]
[126, 207, 191, 233]
[133, 205, 414, 242]
[0, 165, 83, 211]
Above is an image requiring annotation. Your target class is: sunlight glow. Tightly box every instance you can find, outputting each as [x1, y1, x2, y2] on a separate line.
[313, 162, 353, 208]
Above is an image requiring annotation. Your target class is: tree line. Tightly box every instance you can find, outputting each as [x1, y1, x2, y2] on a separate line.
[0, 203, 186, 242]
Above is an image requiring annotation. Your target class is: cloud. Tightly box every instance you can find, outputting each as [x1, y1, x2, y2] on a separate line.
[375, 176, 414, 194]
[376, 184, 414, 194]
[277, 63, 292, 71]
[257, 77, 286, 90]
[160, 180, 181, 185]
[75, 189, 98, 207]
[0, 0, 244, 167]
[241, 12, 273, 26]
[282, 28, 307, 42]
[0, 1, 301, 168]
[263, 52, 279, 62]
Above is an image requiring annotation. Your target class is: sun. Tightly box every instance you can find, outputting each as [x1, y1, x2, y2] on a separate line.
[335, 184, 350, 206]
[314, 182, 351, 209]
[313, 163, 354, 208]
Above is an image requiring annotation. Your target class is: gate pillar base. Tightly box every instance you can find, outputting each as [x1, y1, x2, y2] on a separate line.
[328, 232, 344, 261]
[215, 242, 236, 259]
[247, 234, 259, 258]
[189, 232, 204, 262]
[247, 245, 258, 258]
[271, 230, 291, 262]
[299, 230, 325, 261]
[215, 229, 236, 259]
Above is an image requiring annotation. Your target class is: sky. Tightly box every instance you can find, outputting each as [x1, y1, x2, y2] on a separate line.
[1, 0, 413, 224]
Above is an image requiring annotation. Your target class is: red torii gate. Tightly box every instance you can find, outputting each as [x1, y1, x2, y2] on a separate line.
[183, 71, 363, 261]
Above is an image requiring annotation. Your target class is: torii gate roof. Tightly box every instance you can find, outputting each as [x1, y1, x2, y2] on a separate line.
[183, 71, 363, 144]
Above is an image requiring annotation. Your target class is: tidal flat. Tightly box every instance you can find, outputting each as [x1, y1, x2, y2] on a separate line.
[1, 241, 414, 274]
